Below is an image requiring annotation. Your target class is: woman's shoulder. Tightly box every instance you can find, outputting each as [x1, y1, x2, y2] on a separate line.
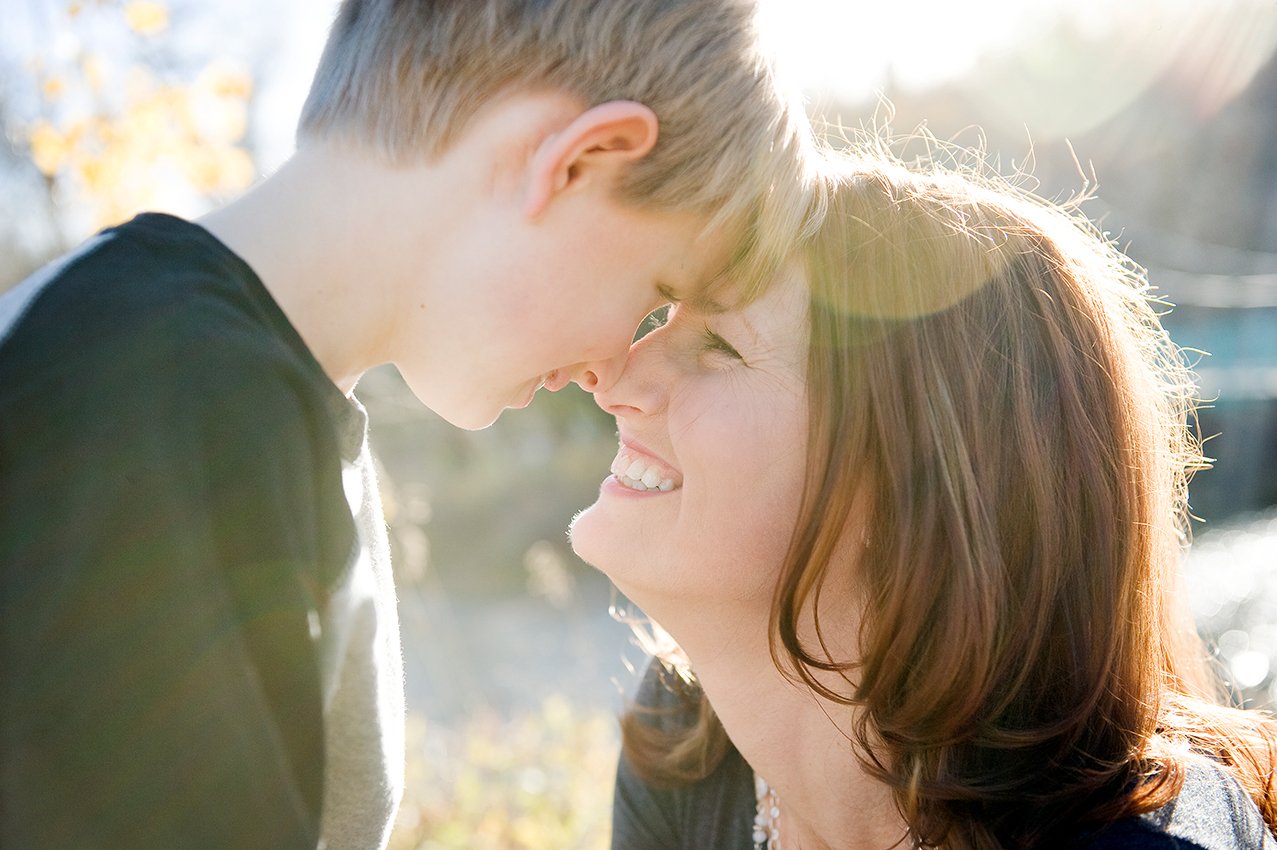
[614, 658, 758, 850]
[1078, 758, 1276, 850]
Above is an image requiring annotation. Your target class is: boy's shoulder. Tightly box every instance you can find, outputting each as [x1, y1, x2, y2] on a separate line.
[0, 212, 362, 459]
[4, 213, 263, 353]
[1, 213, 324, 402]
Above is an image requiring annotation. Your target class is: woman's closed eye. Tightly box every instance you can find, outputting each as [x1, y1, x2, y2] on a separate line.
[701, 327, 743, 361]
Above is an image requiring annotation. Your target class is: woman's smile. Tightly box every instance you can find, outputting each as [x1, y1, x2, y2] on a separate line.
[607, 440, 683, 493]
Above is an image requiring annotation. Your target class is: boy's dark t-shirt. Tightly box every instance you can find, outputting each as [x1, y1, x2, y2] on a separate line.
[0, 214, 404, 849]
[613, 663, 1277, 850]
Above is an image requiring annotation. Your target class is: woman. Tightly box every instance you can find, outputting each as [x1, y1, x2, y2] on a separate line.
[568, 148, 1277, 849]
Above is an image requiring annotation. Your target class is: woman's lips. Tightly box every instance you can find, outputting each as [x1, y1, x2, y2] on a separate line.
[608, 441, 682, 492]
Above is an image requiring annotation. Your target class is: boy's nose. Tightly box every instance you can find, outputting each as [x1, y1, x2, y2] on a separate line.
[591, 337, 666, 419]
[571, 350, 628, 394]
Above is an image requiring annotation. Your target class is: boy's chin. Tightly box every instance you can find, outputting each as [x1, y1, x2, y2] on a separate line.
[441, 406, 503, 431]
[401, 378, 505, 430]
[416, 396, 503, 431]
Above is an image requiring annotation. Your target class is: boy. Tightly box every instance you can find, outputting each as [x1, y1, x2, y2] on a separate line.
[0, 1, 816, 848]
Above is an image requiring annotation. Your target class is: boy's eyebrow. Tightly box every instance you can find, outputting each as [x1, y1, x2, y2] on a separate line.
[658, 282, 730, 315]
[689, 293, 730, 314]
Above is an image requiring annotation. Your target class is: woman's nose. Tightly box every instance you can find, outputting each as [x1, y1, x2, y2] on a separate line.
[592, 336, 666, 417]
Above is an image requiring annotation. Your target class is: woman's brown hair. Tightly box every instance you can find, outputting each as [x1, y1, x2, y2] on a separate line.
[621, 147, 1277, 848]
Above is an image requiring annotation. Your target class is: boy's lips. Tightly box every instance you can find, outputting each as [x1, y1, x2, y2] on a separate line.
[512, 370, 567, 409]
[514, 368, 573, 408]
[543, 370, 569, 391]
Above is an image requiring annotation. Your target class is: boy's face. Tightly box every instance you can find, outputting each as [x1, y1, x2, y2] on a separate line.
[399, 194, 727, 430]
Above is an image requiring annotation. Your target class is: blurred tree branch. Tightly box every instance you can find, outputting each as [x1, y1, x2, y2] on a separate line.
[3, 0, 257, 272]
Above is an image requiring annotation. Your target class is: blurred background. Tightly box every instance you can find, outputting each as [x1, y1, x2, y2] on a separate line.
[2, 1, 1275, 847]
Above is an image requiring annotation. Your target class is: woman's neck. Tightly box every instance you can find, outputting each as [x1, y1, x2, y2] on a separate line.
[633, 593, 906, 850]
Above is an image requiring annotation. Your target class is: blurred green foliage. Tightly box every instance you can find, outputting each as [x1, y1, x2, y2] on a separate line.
[389, 699, 617, 850]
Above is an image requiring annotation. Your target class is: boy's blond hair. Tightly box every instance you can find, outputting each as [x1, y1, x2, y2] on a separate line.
[298, 0, 818, 298]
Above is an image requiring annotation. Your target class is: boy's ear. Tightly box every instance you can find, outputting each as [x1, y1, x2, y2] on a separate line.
[522, 101, 658, 218]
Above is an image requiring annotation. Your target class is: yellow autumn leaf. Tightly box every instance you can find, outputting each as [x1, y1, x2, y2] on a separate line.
[75, 155, 108, 194]
[124, 94, 172, 142]
[216, 147, 254, 193]
[124, 0, 169, 36]
[199, 63, 253, 100]
[183, 149, 222, 194]
[81, 53, 108, 93]
[181, 144, 252, 195]
[29, 120, 69, 175]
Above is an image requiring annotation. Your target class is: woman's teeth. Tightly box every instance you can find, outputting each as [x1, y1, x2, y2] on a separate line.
[610, 449, 679, 492]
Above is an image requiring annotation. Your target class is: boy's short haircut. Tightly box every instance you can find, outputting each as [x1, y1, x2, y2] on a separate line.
[297, 0, 819, 299]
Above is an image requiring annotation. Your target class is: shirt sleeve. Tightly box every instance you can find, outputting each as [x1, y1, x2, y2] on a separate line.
[1, 332, 350, 849]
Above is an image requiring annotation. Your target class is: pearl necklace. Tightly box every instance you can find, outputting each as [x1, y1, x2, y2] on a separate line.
[753, 774, 782, 849]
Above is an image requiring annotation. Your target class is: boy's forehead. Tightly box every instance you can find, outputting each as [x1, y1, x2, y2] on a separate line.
[666, 219, 745, 313]
[681, 280, 734, 315]
[682, 205, 800, 313]
[647, 205, 786, 314]
[679, 252, 773, 316]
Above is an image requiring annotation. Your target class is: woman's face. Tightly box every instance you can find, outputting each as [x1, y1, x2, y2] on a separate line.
[569, 265, 811, 608]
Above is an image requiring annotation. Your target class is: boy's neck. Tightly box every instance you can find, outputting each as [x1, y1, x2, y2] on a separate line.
[197, 144, 457, 394]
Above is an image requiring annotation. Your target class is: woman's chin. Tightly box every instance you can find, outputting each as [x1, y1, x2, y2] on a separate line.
[566, 503, 608, 569]
[568, 504, 653, 595]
